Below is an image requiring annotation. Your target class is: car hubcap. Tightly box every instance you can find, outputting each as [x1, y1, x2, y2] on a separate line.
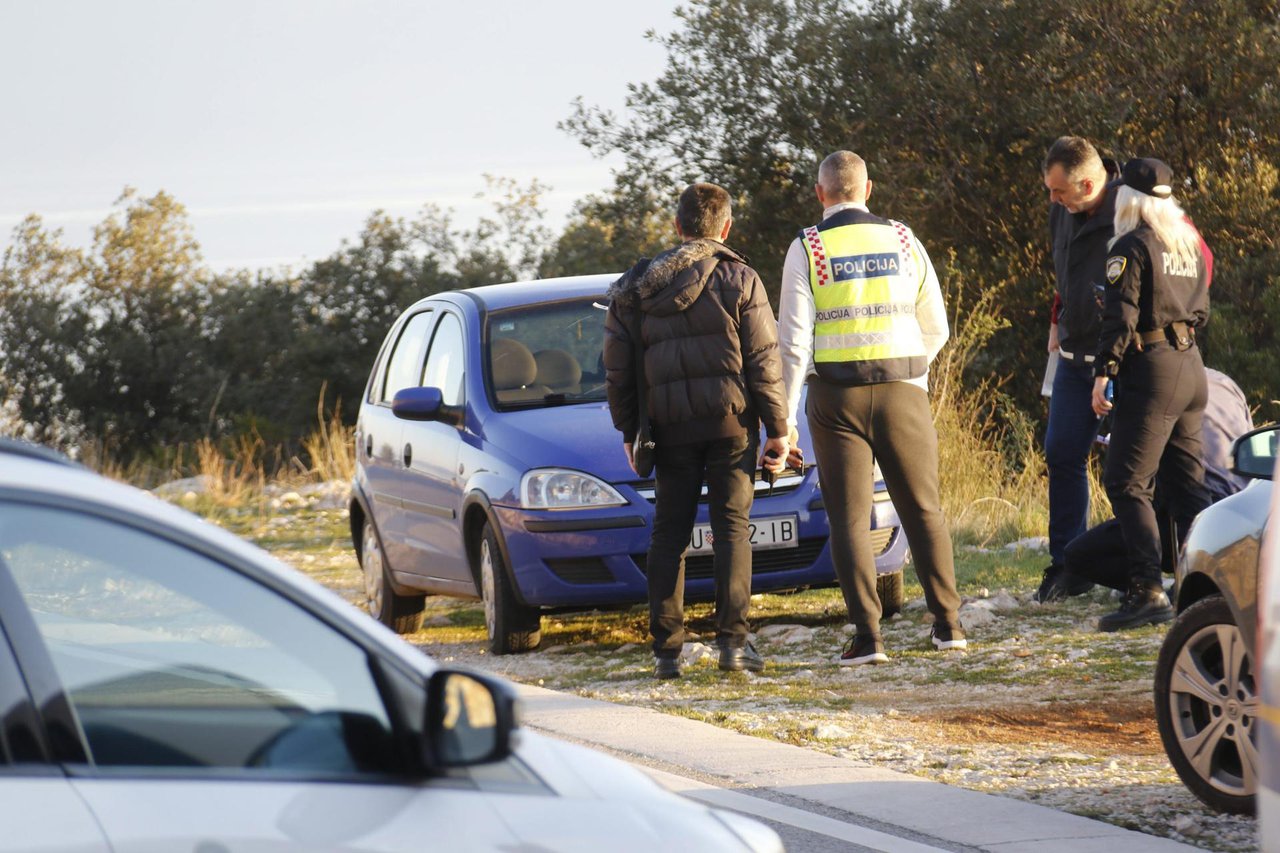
[1168, 622, 1258, 796]
[480, 539, 496, 638]
[362, 524, 384, 618]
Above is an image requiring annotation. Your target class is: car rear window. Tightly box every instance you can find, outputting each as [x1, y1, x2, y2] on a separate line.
[486, 297, 608, 408]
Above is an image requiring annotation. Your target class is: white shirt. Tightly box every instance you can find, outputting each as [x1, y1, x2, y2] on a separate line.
[777, 201, 950, 427]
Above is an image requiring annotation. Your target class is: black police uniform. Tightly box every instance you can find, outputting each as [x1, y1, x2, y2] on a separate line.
[1094, 203, 1210, 626]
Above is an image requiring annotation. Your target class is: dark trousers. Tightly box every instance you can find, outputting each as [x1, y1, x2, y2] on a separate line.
[1045, 357, 1103, 566]
[1064, 514, 1185, 591]
[1104, 343, 1210, 584]
[647, 433, 757, 656]
[807, 379, 961, 637]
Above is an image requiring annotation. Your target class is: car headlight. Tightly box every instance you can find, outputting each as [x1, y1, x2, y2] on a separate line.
[521, 469, 627, 509]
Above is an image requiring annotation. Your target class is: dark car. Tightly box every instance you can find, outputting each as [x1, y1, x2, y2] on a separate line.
[1154, 423, 1278, 813]
[350, 275, 908, 653]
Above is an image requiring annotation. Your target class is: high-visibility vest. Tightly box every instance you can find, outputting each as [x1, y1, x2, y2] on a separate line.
[801, 213, 928, 385]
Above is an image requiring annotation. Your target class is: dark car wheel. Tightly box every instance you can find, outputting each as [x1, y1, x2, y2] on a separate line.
[478, 522, 541, 655]
[1154, 595, 1258, 814]
[877, 570, 904, 618]
[361, 519, 425, 634]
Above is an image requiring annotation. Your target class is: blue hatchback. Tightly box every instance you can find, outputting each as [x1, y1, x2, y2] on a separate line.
[350, 275, 908, 653]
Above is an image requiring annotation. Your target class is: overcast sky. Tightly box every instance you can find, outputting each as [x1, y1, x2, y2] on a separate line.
[0, 1, 678, 271]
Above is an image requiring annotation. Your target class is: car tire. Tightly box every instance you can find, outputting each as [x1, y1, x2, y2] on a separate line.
[877, 570, 904, 618]
[1153, 594, 1257, 814]
[361, 519, 425, 634]
[478, 522, 541, 655]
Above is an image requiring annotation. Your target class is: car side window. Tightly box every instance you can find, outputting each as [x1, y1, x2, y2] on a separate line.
[0, 505, 401, 777]
[380, 310, 435, 404]
[0, 630, 42, 768]
[422, 312, 465, 407]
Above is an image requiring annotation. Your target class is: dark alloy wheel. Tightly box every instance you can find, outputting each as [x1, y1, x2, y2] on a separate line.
[477, 522, 541, 655]
[1154, 595, 1258, 814]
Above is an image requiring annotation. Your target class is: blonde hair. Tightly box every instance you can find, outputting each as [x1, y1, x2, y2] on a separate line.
[1111, 186, 1200, 274]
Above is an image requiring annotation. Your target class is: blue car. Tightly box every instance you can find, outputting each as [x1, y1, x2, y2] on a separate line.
[350, 275, 908, 653]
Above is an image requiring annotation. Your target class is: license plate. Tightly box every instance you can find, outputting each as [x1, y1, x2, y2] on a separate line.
[687, 514, 798, 554]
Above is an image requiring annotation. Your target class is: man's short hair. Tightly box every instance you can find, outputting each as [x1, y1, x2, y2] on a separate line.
[677, 183, 732, 239]
[818, 151, 868, 201]
[1043, 136, 1105, 182]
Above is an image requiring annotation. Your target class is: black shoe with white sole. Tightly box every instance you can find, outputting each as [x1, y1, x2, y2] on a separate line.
[931, 624, 968, 650]
[839, 634, 888, 665]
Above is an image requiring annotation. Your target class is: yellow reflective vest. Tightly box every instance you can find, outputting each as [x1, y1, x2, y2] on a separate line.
[801, 209, 930, 385]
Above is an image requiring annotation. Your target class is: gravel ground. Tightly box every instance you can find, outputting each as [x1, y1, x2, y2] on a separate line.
[204, 486, 1259, 853]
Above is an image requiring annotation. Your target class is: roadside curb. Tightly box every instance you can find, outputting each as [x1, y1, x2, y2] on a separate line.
[516, 683, 1199, 852]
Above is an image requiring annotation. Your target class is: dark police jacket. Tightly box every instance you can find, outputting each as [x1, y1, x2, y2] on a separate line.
[1048, 162, 1121, 359]
[1094, 224, 1210, 378]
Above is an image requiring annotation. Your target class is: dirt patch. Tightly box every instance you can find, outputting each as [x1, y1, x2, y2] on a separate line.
[915, 700, 1165, 753]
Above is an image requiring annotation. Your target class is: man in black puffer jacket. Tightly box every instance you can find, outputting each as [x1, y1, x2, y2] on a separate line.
[604, 182, 790, 679]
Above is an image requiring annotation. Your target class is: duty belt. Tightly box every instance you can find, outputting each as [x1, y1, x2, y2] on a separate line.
[1058, 350, 1095, 363]
[1134, 322, 1194, 352]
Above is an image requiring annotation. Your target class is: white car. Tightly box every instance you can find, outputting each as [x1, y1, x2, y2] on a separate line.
[1259, 431, 1280, 852]
[0, 439, 781, 852]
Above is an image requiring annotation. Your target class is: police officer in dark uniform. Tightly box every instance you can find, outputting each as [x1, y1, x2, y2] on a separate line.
[1090, 157, 1211, 631]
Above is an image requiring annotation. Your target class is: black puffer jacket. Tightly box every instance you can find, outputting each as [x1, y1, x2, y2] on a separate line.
[604, 239, 788, 446]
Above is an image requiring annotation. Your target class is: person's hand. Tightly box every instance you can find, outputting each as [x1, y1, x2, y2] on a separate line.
[761, 436, 789, 474]
[1091, 377, 1112, 417]
[623, 441, 638, 475]
[786, 425, 804, 469]
[1048, 323, 1060, 353]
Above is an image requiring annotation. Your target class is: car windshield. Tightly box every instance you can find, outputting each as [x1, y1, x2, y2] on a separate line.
[486, 296, 609, 408]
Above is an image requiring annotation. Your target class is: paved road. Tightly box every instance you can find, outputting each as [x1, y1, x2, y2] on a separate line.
[516, 683, 1198, 852]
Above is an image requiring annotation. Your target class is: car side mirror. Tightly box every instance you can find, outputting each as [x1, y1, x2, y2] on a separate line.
[424, 669, 520, 767]
[1231, 424, 1279, 481]
[392, 387, 463, 427]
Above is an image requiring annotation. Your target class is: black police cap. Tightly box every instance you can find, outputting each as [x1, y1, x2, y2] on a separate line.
[1108, 157, 1174, 199]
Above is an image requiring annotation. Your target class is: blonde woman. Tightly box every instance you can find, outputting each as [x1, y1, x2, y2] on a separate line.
[1090, 158, 1211, 631]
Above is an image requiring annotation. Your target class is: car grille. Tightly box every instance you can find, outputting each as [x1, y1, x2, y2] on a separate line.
[632, 469, 807, 504]
[545, 557, 615, 585]
[869, 526, 896, 554]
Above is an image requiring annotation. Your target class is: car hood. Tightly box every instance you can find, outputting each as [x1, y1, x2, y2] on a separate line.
[512, 728, 781, 852]
[482, 403, 635, 482]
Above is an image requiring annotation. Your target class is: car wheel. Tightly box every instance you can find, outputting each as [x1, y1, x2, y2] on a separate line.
[478, 522, 541, 655]
[361, 519, 425, 634]
[1154, 595, 1258, 814]
[877, 570, 904, 618]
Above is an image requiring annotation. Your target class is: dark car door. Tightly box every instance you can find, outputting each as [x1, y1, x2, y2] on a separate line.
[396, 309, 470, 586]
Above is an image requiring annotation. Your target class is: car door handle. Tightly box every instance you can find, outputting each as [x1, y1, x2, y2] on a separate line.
[365, 434, 373, 458]
[403, 443, 412, 468]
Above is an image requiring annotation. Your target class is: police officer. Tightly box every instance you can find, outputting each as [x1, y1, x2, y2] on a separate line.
[1090, 157, 1211, 632]
[777, 151, 964, 664]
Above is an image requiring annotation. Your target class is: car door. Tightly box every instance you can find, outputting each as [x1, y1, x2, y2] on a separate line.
[363, 309, 435, 575]
[0, 501, 523, 852]
[0, 619, 109, 852]
[397, 309, 470, 584]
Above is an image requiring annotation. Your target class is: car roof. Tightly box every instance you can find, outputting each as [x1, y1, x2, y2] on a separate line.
[450, 273, 618, 313]
[0, 444, 436, 678]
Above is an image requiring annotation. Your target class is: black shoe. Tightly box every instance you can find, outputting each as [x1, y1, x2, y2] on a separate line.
[654, 655, 681, 679]
[838, 634, 888, 666]
[931, 623, 968, 650]
[1035, 564, 1066, 602]
[718, 642, 764, 673]
[1098, 580, 1173, 632]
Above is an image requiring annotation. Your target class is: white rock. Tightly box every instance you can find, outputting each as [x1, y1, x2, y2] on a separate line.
[615, 643, 639, 654]
[965, 599, 998, 611]
[988, 591, 1020, 611]
[1003, 536, 1048, 552]
[678, 642, 714, 664]
[957, 605, 997, 627]
[758, 623, 803, 639]
[813, 724, 851, 741]
[904, 598, 927, 612]
[279, 491, 304, 506]
[1067, 648, 1090, 661]
[154, 475, 215, 497]
[1172, 815, 1201, 836]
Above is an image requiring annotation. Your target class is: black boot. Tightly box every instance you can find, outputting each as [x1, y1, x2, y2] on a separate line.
[718, 641, 764, 672]
[1098, 578, 1173, 632]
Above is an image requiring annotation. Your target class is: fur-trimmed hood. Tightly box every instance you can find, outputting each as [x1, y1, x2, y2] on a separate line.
[607, 239, 748, 317]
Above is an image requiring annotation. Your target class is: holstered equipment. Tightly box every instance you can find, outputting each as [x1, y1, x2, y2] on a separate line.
[1134, 322, 1194, 353]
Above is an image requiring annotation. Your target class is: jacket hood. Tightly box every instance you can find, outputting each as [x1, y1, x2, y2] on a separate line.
[607, 239, 747, 318]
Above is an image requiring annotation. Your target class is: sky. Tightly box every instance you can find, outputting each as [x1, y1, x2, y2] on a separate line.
[0, 1, 679, 272]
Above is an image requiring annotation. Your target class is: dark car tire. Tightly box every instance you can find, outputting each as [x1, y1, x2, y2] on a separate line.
[361, 519, 425, 634]
[877, 570, 904, 618]
[1153, 595, 1257, 815]
[478, 522, 541, 655]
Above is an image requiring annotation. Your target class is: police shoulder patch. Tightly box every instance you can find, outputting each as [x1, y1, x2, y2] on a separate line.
[1105, 255, 1127, 284]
